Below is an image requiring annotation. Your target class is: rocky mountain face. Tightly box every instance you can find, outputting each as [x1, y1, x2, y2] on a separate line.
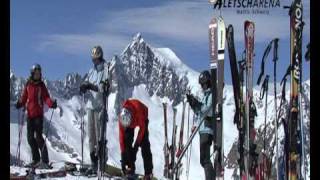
[10, 33, 310, 179]
[112, 33, 189, 115]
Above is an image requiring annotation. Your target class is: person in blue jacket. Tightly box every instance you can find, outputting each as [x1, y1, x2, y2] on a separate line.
[186, 70, 215, 180]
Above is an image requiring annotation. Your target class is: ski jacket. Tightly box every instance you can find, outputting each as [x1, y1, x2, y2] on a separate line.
[85, 60, 110, 111]
[192, 88, 214, 135]
[19, 79, 54, 119]
[118, 99, 148, 153]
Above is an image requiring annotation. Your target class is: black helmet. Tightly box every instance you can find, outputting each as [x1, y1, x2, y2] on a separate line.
[30, 64, 41, 74]
[198, 70, 211, 86]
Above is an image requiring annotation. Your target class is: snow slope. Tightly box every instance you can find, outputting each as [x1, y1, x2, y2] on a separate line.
[10, 33, 310, 180]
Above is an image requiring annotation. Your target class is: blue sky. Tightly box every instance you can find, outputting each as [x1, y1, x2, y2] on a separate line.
[10, 0, 310, 84]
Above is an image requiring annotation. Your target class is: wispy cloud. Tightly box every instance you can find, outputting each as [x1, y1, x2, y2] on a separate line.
[37, 32, 131, 58]
[37, 0, 310, 55]
[101, 0, 309, 42]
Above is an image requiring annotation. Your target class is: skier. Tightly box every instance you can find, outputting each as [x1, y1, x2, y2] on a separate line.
[15, 64, 57, 169]
[118, 99, 153, 180]
[186, 70, 215, 180]
[79, 45, 110, 175]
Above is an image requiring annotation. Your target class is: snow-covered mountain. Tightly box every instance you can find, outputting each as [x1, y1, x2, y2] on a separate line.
[10, 33, 310, 179]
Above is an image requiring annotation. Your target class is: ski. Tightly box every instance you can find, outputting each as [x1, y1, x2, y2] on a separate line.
[213, 16, 226, 180]
[169, 107, 178, 179]
[11, 168, 67, 180]
[97, 62, 111, 180]
[176, 102, 186, 157]
[163, 102, 170, 178]
[175, 101, 186, 179]
[286, 0, 303, 179]
[244, 20, 258, 179]
[208, 16, 218, 179]
[226, 24, 246, 179]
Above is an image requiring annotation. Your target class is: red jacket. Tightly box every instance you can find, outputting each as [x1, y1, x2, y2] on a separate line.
[119, 99, 148, 153]
[19, 80, 54, 119]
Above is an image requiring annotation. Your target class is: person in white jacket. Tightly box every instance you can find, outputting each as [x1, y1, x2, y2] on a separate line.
[80, 46, 110, 175]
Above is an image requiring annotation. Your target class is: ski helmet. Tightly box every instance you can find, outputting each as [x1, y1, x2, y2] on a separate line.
[120, 108, 132, 128]
[91, 46, 103, 60]
[198, 70, 211, 86]
[30, 64, 42, 74]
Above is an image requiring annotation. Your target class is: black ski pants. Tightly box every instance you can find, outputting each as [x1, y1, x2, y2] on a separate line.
[27, 117, 49, 163]
[200, 133, 215, 180]
[122, 119, 153, 175]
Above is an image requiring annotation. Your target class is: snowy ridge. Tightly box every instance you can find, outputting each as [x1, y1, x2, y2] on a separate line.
[10, 33, 310, 180]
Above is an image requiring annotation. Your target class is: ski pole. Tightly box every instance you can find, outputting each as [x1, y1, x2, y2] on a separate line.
[185, 104, 190, 179]
[16, 108, 25, 167]
[273, 38, 279, 180]
[41, 108, 55, 157]
[186, 112, 195, 180]
[15, 108, 21, 166]
[80, 93, 85, 173]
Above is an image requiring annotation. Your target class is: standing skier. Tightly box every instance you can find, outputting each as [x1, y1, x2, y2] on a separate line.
[186, 70, 215, 180]
[118, 99, 153, 180]
[15, 64, 57, 169]
[80, 46, 110, 175]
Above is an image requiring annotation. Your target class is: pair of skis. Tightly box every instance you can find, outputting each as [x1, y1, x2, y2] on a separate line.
[208, 16, 225, 179]
[162, 104, 179, 179]
[162, 103, 170, 178]
[163, 102, 187, 180]
[227, 21, 258, 179]
[97, 62, 112, 180]
[175, 101, 187, 179]
[226, 24, 246, 179]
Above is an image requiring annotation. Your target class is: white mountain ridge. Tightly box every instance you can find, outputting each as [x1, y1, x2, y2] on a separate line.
[10, 33, 310, 179]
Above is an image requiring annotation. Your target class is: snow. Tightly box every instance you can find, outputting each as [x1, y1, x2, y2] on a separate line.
[153, 47, 201, 95]
[10, 33, 310, 180]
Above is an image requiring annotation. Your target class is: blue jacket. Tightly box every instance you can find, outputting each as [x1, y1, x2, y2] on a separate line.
[192, 88, 214, 135]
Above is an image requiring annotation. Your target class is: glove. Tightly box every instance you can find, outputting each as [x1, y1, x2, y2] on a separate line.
[15, 101, 22, 109]
[102, 79, 110, 95]
[186, 93, 193, 104]
[80, 81, 90, 94]
[186, 93, 198, 109]
[51, 100, 57, 109]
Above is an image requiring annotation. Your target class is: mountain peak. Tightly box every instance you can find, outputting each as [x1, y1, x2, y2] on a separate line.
[133, 32, 143, 43]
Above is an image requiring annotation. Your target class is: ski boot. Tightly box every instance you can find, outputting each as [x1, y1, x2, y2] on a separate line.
[24, 161, 40, 168]
[85, 163, 97, 177]
[37, 162, 53, 169]
[125, 173, 139, 180]
[144, 173, 153, 180]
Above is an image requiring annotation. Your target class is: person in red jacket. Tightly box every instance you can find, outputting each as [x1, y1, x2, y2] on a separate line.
[119, 99, 153, 179]
[15, 64, 57, 169]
